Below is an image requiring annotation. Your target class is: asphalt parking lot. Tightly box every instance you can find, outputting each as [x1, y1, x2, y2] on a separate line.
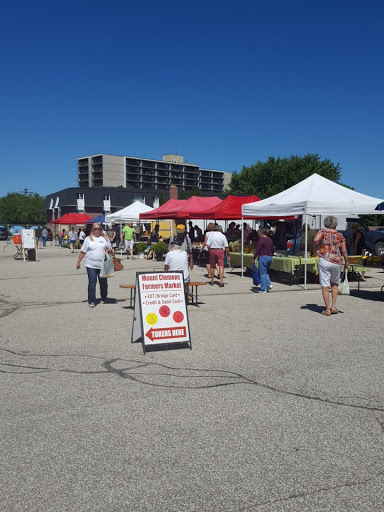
[1, 243, 384, 511]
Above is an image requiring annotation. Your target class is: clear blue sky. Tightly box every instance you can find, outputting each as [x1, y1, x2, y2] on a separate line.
[1, 0, 383, 198]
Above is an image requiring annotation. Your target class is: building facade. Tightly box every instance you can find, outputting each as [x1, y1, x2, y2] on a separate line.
[78, 153, 232, 194]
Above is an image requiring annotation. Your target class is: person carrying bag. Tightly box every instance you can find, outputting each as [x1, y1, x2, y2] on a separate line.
[338, 269, 350, 295]
[100, 254, 115, 278]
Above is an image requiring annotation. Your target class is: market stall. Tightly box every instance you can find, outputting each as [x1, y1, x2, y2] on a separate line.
[241, 173, 384, 287]
[105, 201, 154, 224]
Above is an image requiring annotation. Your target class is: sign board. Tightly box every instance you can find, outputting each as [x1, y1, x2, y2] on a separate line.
[132, 271, 191, 353]
[22, 229, 35, 249]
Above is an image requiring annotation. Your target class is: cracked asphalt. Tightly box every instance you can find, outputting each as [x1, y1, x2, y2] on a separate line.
[1, 243, 384, 511]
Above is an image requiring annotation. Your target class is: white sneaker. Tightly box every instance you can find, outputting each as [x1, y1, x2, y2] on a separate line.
[267, 285, 273, 291]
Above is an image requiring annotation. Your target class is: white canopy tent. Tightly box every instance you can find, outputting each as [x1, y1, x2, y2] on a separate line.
[105, 201, 154, 224]
[241, 174, 384, 287]
[242, 174, 383, 217]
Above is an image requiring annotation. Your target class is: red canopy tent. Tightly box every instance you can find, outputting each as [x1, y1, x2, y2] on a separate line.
[50, 213, 92, 224]
[139, 199, 186, 220]
[175, 196, 222, 218]
[187, 195, 260, 219]
[139, 197, 222, 220]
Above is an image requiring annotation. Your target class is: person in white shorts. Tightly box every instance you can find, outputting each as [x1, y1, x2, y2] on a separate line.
[313, 216, 349, 316]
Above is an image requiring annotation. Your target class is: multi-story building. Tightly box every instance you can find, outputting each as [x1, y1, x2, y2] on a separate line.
[78, 153, 232, 194]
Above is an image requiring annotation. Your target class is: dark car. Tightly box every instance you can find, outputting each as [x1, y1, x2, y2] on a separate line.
[342, 219, 384, 257]
[0, 227, 9, 240]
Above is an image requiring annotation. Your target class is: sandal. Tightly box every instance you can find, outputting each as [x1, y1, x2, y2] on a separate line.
[331, 309, 338, 314]
[321, 310, 331, 316]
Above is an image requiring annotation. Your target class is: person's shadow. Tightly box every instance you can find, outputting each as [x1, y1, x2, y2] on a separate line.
[300, 303, 344, 314]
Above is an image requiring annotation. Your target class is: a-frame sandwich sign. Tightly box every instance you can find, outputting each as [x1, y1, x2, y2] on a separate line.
[131, 271, 192, 353]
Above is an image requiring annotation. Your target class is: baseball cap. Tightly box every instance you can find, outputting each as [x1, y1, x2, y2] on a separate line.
[176, 224, 186, 233]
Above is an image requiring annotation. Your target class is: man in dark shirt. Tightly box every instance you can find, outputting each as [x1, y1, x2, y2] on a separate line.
[35, 226, 42, 248]
[253, 229, 275, 292]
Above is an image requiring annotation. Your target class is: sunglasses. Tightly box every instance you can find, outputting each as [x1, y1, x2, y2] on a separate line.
[93, 227, 101, 231]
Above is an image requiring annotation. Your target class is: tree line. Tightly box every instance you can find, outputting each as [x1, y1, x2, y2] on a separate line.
[0, 193, 46, 225]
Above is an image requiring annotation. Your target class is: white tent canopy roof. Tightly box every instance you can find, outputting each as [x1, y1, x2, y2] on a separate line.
[105, 201, 154, 223]
[242, 174, 384, 217]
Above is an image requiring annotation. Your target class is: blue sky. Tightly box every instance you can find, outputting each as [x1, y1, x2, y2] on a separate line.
[1, 0, 383, 198]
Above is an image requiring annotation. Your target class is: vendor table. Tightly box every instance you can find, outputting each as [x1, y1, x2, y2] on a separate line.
[230, 252, 370, 283]
[229, 253, 319, 275]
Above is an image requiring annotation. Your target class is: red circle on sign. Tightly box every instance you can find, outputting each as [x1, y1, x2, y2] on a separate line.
[173, 311, 184, 323]
[159, 305, 171, 318]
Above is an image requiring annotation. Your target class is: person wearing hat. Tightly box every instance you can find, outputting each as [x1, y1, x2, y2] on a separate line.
[169, 224, 193, 271]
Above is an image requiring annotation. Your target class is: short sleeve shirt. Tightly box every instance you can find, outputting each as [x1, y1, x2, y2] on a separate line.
[81, 236, 111, 269]
[122, 226, 136, 241]
[208, 231, 229, 249]
[318, 229, 345, 265]
[164, 250, 190, 282]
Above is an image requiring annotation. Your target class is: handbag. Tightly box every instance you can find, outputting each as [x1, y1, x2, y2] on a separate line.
[113, 256, 124, 272]
[253, 262, 261, 286]
[338, 269, 350, 295]
[100, 254, 115, 278]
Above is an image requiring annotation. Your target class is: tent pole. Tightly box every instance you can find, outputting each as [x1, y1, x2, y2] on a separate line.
[304, 214, 308, 289]
[241, 215, 244, 278]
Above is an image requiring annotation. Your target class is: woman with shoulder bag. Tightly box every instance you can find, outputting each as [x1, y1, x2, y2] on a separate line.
[76, 223, 112, 308]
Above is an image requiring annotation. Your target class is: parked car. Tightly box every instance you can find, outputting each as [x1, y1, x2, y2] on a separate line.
[0, 226, 9, 240]
[341, 219, 384, 257]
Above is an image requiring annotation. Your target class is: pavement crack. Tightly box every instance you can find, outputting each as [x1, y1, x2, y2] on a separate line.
[1, 349, 383, 412]
[246, 466, 384, 510]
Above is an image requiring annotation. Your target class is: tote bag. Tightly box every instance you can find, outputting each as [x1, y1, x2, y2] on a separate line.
[253, 262, 261, 286]
[338, 270, 350, 295]
[100, 254, 115, 278]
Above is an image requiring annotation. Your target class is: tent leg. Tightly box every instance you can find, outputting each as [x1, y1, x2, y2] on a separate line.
[241, 215, 244, 278]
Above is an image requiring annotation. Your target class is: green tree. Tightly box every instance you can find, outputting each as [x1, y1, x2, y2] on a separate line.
[190, 186, 195, 197]
[180, 189, 186, 200]
[359, 214, 383, 227]
[229, 154, 342, 197]
[195, 187, 201, 197]
[159, 192, 165, 206]
[0, 193, 46, 225]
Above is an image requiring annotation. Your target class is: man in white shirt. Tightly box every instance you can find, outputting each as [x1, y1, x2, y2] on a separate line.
[164, 244, 191, 298]
[207, 225, 230, 287]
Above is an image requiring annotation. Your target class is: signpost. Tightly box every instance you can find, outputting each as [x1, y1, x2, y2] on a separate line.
[21, 229, 37, 261]
[131, 271, 192, 353]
